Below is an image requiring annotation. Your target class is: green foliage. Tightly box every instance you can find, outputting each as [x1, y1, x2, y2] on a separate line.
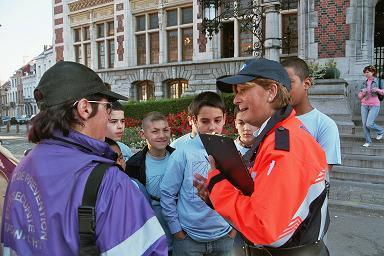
[123, 94, 236, 119]
[121, 126, 146, 149]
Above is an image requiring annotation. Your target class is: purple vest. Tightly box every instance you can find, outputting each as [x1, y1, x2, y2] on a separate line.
[1, 130, 167, 255]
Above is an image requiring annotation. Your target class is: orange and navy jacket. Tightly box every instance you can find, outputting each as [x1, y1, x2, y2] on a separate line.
[207, 106, 329, 248]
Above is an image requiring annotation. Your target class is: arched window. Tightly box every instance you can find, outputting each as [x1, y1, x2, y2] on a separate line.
[167, 79, 188, 99]
[137, 80, 155, 101]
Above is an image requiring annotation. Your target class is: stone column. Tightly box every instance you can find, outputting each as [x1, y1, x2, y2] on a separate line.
[262, 0, 281, 61]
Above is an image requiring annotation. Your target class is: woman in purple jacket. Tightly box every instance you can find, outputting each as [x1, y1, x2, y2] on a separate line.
[1, 61, 167, 256]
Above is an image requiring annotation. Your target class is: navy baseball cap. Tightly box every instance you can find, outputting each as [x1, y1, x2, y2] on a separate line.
[216, 58, 291, 93]
[35, 61, 128, 108]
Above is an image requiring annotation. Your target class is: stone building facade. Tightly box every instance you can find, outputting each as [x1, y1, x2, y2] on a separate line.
[49, 0, 383, 120]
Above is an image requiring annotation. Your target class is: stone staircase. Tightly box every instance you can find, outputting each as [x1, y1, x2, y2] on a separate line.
[329, 131, 384, 217]
[308, 79, 384, 216]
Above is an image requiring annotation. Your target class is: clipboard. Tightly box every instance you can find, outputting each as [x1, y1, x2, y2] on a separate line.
[200, 134, 254, 196]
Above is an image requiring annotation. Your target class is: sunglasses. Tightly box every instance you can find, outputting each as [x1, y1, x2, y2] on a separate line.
[73, 100, 113, 114]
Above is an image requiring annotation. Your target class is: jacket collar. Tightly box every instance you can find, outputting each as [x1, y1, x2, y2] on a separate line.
[243, 105, 294, 164]
[46, 129, 116, 160]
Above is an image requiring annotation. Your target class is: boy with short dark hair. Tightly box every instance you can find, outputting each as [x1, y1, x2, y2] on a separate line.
[126, 111, 174, 254]
[105, 101, 132, 161]
[233, 106, 258, 156]
[282, 57, 341, 170]
[160, 91, 235, 256]
[170, 102, 198, 149]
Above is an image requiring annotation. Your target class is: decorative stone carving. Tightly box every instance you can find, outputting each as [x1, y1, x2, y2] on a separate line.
[197, 23, 207, 52]
[70, 12, 91, 24]
[116, 3, 124, 11]
[117, 35, 124, 61]
[55, 46, 64, 62]
[117, 14, 124, 33]
[69, 0, 114, 12]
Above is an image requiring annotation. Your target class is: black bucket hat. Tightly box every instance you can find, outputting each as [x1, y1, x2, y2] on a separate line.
[34, 61, 127, 108]
[216, 58, 291, 93]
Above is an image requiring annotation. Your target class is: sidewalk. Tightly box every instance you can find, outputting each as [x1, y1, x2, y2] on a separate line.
[0, 124, 34, 160]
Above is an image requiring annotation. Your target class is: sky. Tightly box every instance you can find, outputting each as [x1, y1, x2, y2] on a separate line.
[0, 0, 52, 83]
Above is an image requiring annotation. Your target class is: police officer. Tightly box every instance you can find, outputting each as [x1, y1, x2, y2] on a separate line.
[195, 58, 330, 256]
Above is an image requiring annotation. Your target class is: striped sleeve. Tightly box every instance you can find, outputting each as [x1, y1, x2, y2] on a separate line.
[96, 168, 167, 255]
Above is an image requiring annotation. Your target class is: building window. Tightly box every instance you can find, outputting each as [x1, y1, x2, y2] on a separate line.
[182, 28, 193, 61]
[239, 27, 253, 57]
[137, 15, 146, 31]
[75, 45, 82, 63]
[166, 6, 193, 62]
[107, 40, 115, 68]
[73, 26, 90, 66]
[168, 30, 178, 62]
[137, 34, 146, 65]
[222, 22, 234, 58]
[150, 32, 159, 64]
[135, 13, 159, 65]
[281, 2, 298, 56]
[137, 81, 155, 101]
[107, 21, 114, 36]
[84, 43, 91, 67]
[95, 20, 115, 69]
[97, 42, 105, 69]
[167, 79, 188, 98]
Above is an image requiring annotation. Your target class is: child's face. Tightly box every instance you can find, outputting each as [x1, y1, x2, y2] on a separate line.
[193, 106, 226, 135]
[235, 114, 258, 145]
[285, 67, 310, 108]
[364, 70, 374, 79]
[141, 120, 171, 151]
[106, 110, 125, 141]
[110, 144, 126, 169]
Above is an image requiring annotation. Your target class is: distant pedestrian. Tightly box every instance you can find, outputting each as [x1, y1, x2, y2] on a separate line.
[357, 65, 384, 147]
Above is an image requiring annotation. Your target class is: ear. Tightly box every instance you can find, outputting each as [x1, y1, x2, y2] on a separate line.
[76, 99, 93, 120]
[223, 113, 227, 124]
[303, 77, 312, 90]
[268, 83, 278, 102]
[187, 115, 193, 126]
[139, 129, 146, 140]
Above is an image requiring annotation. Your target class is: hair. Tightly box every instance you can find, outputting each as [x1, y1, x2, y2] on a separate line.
[281, 57, 310, 81]
[111, 101, 124, 111]
[245, 78, 290, 109]
[105, 137, 119, 147]
[28, 94, 104, 143]
[104, 82, 112, 90]
[187, 102, 194, 116]
[141, 111, 168, 130]
[363, 65, 377, 76]
[190, 91, 226, 117]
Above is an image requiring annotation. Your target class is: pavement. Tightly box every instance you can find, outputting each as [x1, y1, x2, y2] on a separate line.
[0, 125, 383, 254]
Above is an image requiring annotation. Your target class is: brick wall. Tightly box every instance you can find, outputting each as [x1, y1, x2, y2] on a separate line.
[315, 0, 350, 58]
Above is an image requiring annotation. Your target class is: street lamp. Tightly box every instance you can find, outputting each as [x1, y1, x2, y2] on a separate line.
[199, 0, 265, 56]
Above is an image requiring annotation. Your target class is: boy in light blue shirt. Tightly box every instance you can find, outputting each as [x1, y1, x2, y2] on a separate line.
[160, 92, 236, 256]
[282, 57, 341, 170]
[126, 112, 174, 253]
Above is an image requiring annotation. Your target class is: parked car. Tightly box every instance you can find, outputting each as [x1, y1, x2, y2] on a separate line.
[1, 116, 11, 126]
[17, 115, 29, 124]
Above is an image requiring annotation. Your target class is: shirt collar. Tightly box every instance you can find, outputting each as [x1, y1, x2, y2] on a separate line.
[253, 117, 271, 137]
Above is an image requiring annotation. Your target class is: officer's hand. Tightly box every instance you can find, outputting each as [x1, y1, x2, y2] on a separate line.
[207, 155, 216, 171]
[193, 173, 210, 203]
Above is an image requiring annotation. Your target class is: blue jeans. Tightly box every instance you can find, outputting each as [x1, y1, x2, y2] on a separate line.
[361, 105, 384, 144]
[173, 233, 234, 256]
